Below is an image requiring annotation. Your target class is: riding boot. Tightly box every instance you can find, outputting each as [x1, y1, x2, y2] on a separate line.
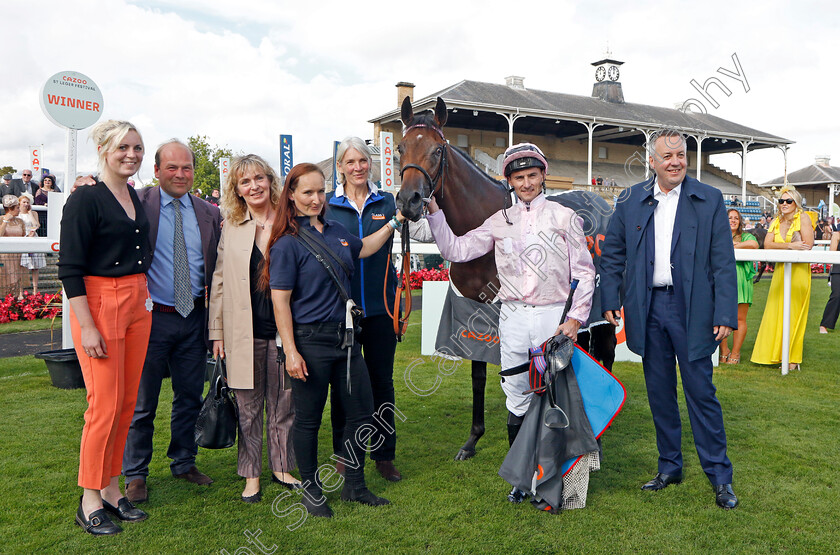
[507, 412, 524, 447]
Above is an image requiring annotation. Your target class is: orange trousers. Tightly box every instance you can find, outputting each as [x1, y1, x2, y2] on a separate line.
[70, 274, 152, 490]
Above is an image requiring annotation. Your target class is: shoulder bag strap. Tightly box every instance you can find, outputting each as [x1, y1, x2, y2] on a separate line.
[298, 226, 352, 277]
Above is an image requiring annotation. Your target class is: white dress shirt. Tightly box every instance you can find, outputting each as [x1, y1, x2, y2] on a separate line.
[652, 180, 681, 287]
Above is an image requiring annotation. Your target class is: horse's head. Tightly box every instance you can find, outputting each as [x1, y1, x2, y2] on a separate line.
[396, 96, 448, 221]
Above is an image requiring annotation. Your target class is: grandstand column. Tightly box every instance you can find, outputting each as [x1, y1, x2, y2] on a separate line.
[580, 120, 603, 188]
[738, 139, 753, 205]
[496, 111, 524, 150]
[693, 134, 705, 181]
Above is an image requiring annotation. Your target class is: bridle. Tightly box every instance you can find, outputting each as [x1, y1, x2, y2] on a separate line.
[399, 123, 448, 205]
[384, 123, 448, 340]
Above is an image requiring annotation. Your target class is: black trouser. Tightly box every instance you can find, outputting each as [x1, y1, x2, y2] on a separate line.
[821, 275, 840, 329]
[123, 307, 206, 481]
[293, 322, 375, 495]
[331, 314, 398, 461]
[577, 323, 617, 372]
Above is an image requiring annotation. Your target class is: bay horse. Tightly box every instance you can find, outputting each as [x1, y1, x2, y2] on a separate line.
[397, 96, 512, 460]
[397, 97, 614, 460]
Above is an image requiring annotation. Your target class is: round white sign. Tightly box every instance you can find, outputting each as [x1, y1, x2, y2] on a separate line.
[40, 71, 104, 130]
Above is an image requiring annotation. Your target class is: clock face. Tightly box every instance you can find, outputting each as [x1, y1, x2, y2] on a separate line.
[608, 65, 620, 81]
[596, 66, 606, 82]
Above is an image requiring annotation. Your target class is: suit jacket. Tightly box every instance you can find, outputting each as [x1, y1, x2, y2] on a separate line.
[136, 186, 222, 345]
[600, 176, 737, 361]
[207, 213, 261, 389]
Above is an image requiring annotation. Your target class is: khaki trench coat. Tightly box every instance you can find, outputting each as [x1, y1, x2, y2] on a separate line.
[208, 213, 264, 389]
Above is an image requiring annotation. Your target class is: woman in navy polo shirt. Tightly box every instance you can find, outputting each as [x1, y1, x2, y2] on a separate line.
[263, 163, 404, 518]
[326, 137, 402, 482]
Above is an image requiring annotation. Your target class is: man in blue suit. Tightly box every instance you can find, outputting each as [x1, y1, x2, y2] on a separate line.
[600, 130, 739, 509]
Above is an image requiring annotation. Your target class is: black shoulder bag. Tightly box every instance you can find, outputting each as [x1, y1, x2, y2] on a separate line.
[295, 226, 363, 393]
[194, 357, 238, 449]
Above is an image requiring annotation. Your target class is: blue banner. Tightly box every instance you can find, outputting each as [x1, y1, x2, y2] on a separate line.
[279, 134, 293, 180]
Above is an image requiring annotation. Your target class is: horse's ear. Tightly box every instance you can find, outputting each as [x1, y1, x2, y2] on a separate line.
[434, 97, 448, 128]
[400, 96, 414, 126]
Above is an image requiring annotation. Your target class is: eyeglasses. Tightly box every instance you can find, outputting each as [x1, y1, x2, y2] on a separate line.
[22, 174, 31, 177]
[778, 198, 795, 205]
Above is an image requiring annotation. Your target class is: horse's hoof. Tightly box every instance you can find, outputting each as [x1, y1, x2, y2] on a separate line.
[454, 448, 476, 461]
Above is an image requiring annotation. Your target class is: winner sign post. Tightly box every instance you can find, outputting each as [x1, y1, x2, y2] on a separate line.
[379, 132, 395, 192]
[39, 70, 105, 348]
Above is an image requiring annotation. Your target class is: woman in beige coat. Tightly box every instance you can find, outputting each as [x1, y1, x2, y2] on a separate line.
[209, 154, 300, 502]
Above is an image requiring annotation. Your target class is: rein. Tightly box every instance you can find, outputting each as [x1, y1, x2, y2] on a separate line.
[385, 220, 412, 341]
[386, 122, 449, 340]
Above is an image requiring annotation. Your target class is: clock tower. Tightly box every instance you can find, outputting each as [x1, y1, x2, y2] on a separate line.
[591, 53, 625, 104]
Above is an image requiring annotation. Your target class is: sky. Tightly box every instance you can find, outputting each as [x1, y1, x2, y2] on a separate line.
[1, 0, 837, 191]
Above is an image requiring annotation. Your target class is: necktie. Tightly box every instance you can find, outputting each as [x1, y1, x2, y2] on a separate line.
[173, 198, 193, 317]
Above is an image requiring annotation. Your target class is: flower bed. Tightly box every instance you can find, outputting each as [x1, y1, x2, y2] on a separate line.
[0, 292, 62, 323]
[401, 265, 449, 289]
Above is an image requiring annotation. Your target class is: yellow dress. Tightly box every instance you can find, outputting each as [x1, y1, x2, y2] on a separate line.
[750, 213, 811, 364]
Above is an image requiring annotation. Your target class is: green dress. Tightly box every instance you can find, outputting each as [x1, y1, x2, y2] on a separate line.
[735, 231, 756, 305]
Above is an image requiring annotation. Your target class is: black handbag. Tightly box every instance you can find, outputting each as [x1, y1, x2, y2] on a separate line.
[194, 357, 238, 449]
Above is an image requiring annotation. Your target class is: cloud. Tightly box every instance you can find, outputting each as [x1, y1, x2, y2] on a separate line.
[0, 0, 836, 190]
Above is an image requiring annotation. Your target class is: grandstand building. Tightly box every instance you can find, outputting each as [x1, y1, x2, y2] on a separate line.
[367, 56, 793, 205]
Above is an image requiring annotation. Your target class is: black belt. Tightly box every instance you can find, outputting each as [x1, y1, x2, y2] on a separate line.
[152, 297, 204, 313]
[652, 285, 674, 292]
[293, 321, 344, 335]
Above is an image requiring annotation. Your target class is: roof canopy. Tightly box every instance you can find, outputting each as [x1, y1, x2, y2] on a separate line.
[371, 79, 792, 155]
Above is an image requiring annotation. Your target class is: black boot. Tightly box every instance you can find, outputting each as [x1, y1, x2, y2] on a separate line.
[507, 412, 524, 447]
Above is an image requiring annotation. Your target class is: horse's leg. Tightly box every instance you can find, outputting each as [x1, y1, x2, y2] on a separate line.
[454, 360, 486, 460]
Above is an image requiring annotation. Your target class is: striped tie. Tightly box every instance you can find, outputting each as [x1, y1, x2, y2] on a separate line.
[173, 199, 193, 318]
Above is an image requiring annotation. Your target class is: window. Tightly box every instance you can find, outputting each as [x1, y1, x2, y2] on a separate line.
[598, 147, 607, 159]
[495, 137, 506, 148]
[457, 134, 469, 148]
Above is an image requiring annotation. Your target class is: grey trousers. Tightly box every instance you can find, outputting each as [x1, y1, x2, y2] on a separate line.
[233, 338, 296, 478]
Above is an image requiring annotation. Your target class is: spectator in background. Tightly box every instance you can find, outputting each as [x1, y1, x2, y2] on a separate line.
[0, 195, 26, 299]
[21, 170, 38, 196]
[1, 174, 25, 199]
[751, 186, 813, 371]
[596, 174, 604, 187]
[18, 193, 45, 295]
[34, 174, 60, 206]
[719, 209, 759, 365]
[756, 216, 767, 230]
[206, 189, 220, 206]
[820, 229, 840, 334]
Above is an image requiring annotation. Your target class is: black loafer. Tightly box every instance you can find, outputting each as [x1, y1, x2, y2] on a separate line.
[271, 475, 302, 490]
[241, 491, 262, 504]
[641, 472, 684, 491]
[714, 483, 739, 509]
[507, 487, 530, 503]
[102, 497, 148, 522]
[75, 499, 122, 535]
[340, 485, 390, 506]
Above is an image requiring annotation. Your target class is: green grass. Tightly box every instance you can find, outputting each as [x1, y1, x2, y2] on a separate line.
[0, 281, 838, 553]
[0, 317, 61, 334]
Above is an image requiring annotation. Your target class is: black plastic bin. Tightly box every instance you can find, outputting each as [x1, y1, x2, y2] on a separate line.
[34, 348, 85, 390]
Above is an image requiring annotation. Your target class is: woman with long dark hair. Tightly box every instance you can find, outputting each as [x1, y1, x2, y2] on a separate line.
[719, 209, 758, 364]
[262, 163, 404, 518]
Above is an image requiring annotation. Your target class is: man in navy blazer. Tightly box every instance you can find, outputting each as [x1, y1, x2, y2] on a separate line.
[122, 140, 222, 503]
[600, 130, 739, 509]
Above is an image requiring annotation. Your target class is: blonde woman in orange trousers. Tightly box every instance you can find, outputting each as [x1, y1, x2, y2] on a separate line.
[58, 120, 153, 535]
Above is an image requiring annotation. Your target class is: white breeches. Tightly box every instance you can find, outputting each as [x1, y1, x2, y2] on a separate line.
[499, 301, 566, 417]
